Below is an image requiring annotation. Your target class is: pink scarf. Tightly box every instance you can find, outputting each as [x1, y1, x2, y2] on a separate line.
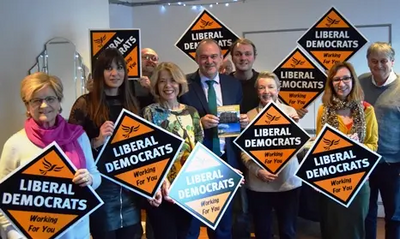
[25, 115, 86, 169]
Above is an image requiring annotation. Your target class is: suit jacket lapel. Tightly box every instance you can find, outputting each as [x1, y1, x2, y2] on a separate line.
[220, 74, 231, 105]
[190, 72, 210, 114]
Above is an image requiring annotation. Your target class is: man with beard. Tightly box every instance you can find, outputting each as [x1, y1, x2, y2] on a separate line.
[230, 39, 260, 114]
[132, 48, 159, 108]
[229, 38, 258, 239]
[181, 39, 248, 239]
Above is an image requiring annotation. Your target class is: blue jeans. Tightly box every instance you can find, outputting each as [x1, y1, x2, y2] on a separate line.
[247, 188, 300, 239]
[365, 162, 400, 239]
[187, 204, 233, 239]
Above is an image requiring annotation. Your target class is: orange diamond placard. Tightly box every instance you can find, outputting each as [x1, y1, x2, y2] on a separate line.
[90, 29, 141, 78]
[295, 124, 381, 207]
[273, 48, 327, 110]
[0, 143, 103, 239]
[297, 7, 368, 70]
[95, 109, 184, 199]
[234, 101, 310, 174]
[175, 9, 239, 62]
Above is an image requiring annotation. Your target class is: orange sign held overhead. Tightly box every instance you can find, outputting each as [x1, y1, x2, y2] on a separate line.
[169, 143, 242, 230]
[175, 9, 239, 61]
[90, 29, 141, 79]
[234, 101, 310, 174]
[273, 48, 327, 110]
[0, 143, 103, 239]
[295, 125, 381, 207]
[95, 109, 184, 199]
[297, 7, 368, 70]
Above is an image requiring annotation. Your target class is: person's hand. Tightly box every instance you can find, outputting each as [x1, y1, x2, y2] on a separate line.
[72, 169, 93, 187]
[161, 179, 174, 203]
[288, 113, 300, 123]
[93, 121, 114, 148]
[139, 76, 151, 89]
[148, 190, 162, 207]
[234, 169, 245, 185]
[201, 114, 219, 129]
[296, 108, 309, 119]
[239, 114, 249, 128]
[348, 133, 360, 142]
[256, 169, 278, 183]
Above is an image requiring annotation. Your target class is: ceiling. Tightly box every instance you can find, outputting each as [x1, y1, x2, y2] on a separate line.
[109, 0, 198, 7]
[109, 0, 238, 7]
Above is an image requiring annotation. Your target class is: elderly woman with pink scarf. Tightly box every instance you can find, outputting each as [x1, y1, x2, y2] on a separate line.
[0, 72, 101, 239]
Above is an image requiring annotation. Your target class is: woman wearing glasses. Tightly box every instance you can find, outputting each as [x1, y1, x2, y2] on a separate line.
[316, 62, 378, 239]
[0, 72, 101, 239]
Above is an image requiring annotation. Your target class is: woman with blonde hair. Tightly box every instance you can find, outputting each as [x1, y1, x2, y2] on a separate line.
[142, 62, 203, 239]
[0, 72, 101, 239]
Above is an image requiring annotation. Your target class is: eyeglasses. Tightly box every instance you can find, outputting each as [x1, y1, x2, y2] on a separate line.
[29, 96, 58, 107]
[142, 54, 159, 62]
[332, 76, 352, 83]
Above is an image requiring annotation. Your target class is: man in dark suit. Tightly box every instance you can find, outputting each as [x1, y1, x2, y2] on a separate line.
[181, 39, 248, 239]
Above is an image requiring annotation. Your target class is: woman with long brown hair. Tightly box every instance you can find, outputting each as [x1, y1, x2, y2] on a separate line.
[69, 48, 143, 239]
[316, 61, 378, 239]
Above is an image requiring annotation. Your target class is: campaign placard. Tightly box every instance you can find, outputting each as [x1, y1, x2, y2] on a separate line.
[297, 7, 368, 70]
[95, 109, 184, 199]
[175, 9, 240, 62]
[273, 48, 327, 110]
[0, 142, 103, 239]
[295, 124, 381, 207]
[234, 101, 310, 174]
[90, 29, 141, 78]
[169, 143, 242, 230]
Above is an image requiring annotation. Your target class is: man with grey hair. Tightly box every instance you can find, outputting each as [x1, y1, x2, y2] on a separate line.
[359, 42, 400, 239]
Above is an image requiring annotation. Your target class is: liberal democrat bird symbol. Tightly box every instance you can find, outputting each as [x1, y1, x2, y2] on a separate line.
[323, 138, 340, 150]
[290, 57, 305, 68]
[122, 124, 140, 138]
[39, 158, 64, 175]
[200, 19, 213, 29]
[325, 16, 340, 27]
[265, 113, 281, 124]
[94, 34, 107, 48]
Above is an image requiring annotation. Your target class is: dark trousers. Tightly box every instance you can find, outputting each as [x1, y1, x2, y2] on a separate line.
[91, 223, 140, 239]
[365, 162, 400, 239]
[146, 201, 192, 239]
[320, 183, 370, 239]
[247, 188, 300, 239]
[232, 187, 251, 239]
[187, 204, 233, 239]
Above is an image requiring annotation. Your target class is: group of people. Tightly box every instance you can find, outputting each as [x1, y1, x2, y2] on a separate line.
[0, 38, 398, 239]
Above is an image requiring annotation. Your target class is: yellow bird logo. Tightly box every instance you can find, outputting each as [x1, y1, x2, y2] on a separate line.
[323, 138, 340, 150]
[325, 17, 340, 27]
[290, 57, 305, 68]
[265, 113, 281, 124]
[94, 35, 107, 48]
[39, 158, 64, 175]
[122, 124, 140, 138]
[200, 19, 213, 29]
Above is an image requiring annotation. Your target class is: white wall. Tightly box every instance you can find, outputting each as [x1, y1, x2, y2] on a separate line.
[0, 0, 109, 148]
[110, 0, 400, 131]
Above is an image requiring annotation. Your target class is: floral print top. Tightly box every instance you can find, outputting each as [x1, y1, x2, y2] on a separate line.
[143, 103, 204, 182]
